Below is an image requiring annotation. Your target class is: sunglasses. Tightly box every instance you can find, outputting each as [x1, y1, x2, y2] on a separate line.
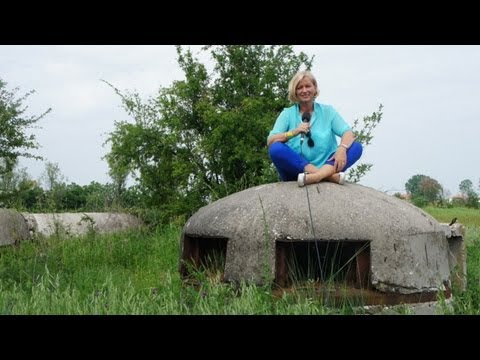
[306, 133, 314, 147]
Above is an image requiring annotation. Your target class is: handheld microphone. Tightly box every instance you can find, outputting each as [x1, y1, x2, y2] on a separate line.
[301, 112, 311, 143]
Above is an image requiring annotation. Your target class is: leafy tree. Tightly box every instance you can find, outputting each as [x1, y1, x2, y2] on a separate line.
[405, 174, 427, 197]
[405, 174, 443, 206]
[459, 179, 474, 196]
[0, 156, 135, 212]
[0, 159, 45, 209]
[466, 192, 479, 209]
[420, 177, 443, 204]
[106, 45, 381, 223]
[459, 179, 479, 209]
[0, 78, 50, 175]
[41, 161, 67, 211]
[60, 183, 87, 210]
[41, 161, 65, 191]
[18, 179, 45, 210]
[105, 46, 312, 221]
[83, 181, 118, 211]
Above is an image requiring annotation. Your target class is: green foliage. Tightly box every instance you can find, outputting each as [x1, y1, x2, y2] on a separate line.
[39, 162, 66, 211]
[405, 174, 425, 196]
[0, 160, 45, 209]
[421, 177, 444, 204]
[424, 206, 480, 228]
[0, 225, 344, 314]
[450, 197, 466, 207]
[41, 161, 64, 191]
[348, 104, 383, 183]
[466, 192, 479, 209]
[0, 78, 50, 175]
[0, 226, 183, 314]
[411, 195, 428, 208]
[405, 174, 443, 205]
[105, 45, 314, 223]
[1, 216, 479, 314]
[459, 179, 479, 209]
[0, 159, 138, 212]
[459, 179, 474, 195]
[423, 207, 480, 314]
[105, 45, 382, 223]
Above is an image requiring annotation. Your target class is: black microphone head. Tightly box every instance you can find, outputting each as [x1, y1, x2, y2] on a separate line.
[302, 112, 311, 123]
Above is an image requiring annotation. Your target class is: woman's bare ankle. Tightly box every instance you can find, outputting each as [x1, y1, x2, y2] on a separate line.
[304, 172, 324, 185]
[325, 173, 340, 183]
[325, 172, 346, 185]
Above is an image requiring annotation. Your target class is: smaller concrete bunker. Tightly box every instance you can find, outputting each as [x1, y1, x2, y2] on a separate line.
[180, 182, 465, 306]
[0, 210, 143, 246]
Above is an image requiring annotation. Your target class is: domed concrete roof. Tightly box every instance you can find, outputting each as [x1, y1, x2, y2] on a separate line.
[0, 209, 29, 246]
[181, 182, 451, 296]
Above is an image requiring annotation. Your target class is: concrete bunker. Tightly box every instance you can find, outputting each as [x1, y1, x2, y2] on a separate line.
[180, 182, 465, 306]
[0, 210, 143, 246]
[22, 212, 143, 238]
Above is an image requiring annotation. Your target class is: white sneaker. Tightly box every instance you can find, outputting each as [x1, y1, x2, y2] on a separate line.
[297, 172, 306, 187]
[338, 172, 346, 185]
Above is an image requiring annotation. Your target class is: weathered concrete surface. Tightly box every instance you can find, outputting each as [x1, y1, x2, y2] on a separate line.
[0, 210, 143, 246]
[440, 222, 467, 291]
[181, 182, 451, 295]
[0, 209, 29, 246]
[22, 212, 143, 238]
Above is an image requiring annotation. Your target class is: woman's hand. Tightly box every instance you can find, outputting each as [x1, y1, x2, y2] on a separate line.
[296, 122, 310, 135]
[328, 147, 347, 172]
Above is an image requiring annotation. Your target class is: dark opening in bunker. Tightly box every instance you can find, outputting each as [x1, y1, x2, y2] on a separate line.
[180, 235, 228, 279]
[274, 239, 448, 306]
[275, 240, 371, 290]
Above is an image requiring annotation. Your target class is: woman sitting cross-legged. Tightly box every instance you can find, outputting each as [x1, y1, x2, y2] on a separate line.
[267, 70, 363, 186]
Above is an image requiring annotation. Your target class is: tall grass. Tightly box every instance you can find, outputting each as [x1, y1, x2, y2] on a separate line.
[0, 207, 478, 314]
[0, 225, 184, 314]
[423, 206, 480, 313]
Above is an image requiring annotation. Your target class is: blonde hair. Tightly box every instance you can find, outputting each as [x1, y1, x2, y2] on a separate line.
[288, 70, 319, 103]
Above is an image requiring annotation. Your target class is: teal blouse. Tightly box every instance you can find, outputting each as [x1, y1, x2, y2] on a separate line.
[268, 102, 351, 167]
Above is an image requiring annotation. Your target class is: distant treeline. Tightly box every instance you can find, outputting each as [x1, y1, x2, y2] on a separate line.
[0, 175, 141, 213]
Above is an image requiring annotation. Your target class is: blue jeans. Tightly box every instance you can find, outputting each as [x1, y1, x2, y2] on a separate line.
[268, 141, 363, 181]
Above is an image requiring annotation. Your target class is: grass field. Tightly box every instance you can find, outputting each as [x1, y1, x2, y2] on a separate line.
[424, 206, 480, 227]
[0, 206, 478, 314]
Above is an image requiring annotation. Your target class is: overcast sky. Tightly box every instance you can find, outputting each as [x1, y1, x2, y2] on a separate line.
[1, 45, 479, 195]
